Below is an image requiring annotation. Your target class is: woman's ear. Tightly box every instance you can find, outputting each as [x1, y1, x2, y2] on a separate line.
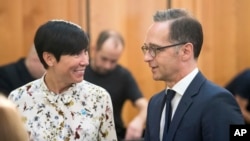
[43, 52, 56, 67]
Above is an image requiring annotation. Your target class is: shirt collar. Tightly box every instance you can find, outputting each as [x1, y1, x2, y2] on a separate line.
[40, 74, 75, 104]
[167, 68, 199, 95]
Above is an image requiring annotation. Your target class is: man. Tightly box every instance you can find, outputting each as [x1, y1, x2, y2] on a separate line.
[84, 30, 148, 141]
[0, 45, 45, 96]
[141, 9, 244, 141]
[225, 69, 250, 124]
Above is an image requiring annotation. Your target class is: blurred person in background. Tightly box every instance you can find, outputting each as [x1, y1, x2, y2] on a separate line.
[85, 30, 148, 141]
[225, 68, 250, 124]
[0, 94, 29, 141]
[0, 45, 45, 96]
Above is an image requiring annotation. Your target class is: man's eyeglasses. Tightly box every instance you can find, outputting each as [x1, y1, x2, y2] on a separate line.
[141, 42, 187, 57]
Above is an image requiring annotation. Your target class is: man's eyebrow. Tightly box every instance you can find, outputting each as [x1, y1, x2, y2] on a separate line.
[148, 43, 160, 47]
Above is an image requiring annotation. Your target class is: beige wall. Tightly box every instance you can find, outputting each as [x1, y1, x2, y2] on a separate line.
[1, 0, 250, 126]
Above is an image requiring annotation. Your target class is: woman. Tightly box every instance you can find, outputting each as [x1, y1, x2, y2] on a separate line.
[8, 20, 117, 141]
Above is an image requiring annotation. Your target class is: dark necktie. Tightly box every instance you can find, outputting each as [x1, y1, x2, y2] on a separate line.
[162, 89, 176, 141]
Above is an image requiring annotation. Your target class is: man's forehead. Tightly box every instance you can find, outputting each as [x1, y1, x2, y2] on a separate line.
[101, 38, 123, 51]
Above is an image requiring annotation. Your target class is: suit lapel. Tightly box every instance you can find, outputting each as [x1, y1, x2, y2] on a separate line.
[167, 72, 206, 140]
[151, 91, 166, 141]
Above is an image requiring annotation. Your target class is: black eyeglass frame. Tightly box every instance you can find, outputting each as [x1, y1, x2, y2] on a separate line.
[141, 42, 187, 57]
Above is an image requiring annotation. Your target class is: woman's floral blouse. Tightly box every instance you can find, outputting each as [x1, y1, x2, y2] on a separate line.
[8, 76, 117, 141]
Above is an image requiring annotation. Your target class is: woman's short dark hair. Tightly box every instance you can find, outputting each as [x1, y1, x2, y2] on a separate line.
[34, 20, 89, 69]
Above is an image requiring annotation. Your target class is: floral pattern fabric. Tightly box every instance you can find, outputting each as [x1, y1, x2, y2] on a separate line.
[8, 76, 117, 141]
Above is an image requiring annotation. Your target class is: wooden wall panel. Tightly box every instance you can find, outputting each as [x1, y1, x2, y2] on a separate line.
[173, 0, 250, 86]
[0, 0, 23, 64]
[198, 0, 238, 86]
[0, 0, 84, 64]
[89, 0, 167, 126]
[2, 0, 250, 129]
[122, 0, 167, 125]
[22, 0, 84, 55]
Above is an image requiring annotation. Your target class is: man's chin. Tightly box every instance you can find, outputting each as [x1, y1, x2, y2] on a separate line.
[152, 75, 161, 81]
[97, 70, 110, 75]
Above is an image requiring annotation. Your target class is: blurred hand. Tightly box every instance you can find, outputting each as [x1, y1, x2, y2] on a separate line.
[125, 117, 144, 140]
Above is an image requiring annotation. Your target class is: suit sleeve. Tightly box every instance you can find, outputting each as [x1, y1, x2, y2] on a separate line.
[201, 92, 244, 141]
[143, 97, 154, 141]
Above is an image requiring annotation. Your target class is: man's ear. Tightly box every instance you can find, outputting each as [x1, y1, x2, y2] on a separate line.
[181, 43, 193, 61]
[43, 52, 56, 67]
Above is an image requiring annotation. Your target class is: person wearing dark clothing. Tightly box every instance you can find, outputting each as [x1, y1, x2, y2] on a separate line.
[84, 30, 148, 141]
[0, 46, 45, 96]
[142, 8, 244, 141]
[225, 69, 250, 124]
[85, 64, 142, 138]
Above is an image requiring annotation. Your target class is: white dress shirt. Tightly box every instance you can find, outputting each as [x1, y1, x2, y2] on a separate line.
[160, 68, 199, 141]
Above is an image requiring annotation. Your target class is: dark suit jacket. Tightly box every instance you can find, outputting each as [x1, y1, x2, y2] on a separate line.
[144, 72, 244, 141]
